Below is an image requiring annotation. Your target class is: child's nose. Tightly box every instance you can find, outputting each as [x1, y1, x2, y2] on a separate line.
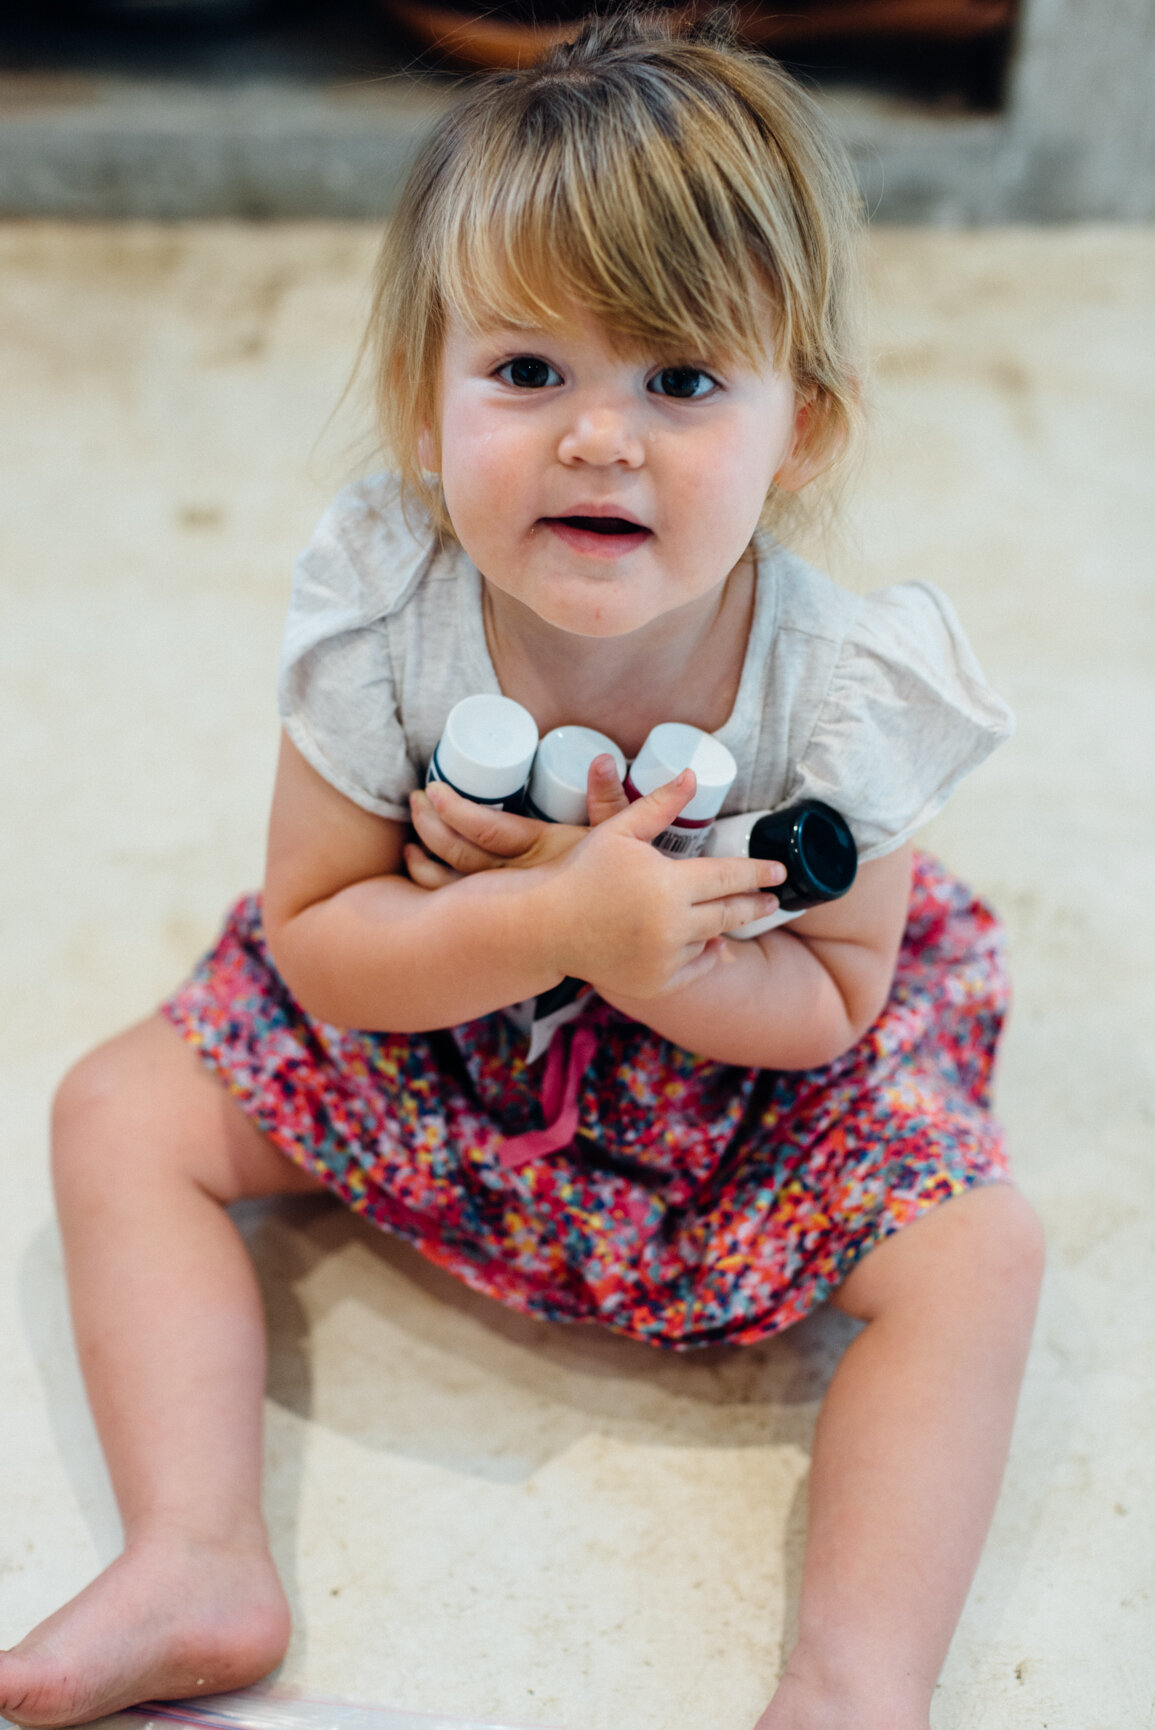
[557, 406, 645, 468]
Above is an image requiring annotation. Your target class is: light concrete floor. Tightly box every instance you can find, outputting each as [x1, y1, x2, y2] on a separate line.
[1, 222, 1153, 1730]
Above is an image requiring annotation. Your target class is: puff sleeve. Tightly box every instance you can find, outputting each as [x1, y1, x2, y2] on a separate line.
[785, 581, 1013, 862]
[277, 479, 433, 822]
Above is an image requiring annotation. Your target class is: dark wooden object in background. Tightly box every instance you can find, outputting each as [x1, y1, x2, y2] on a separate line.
[2, 0, 1151, 218]
[379, 0, 1018, 72]
[739, 0, 1014, 46]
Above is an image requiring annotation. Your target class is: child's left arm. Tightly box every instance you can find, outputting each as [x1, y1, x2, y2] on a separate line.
[601, 843, 912, 1069]
[408, 781, 911, 1070]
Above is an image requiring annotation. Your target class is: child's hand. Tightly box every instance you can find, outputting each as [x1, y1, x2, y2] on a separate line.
[404, 753, 629, 888]
[536, 772, 784, 1001]
[407, 763, 784, 1001]
[404, 788, 582, 888]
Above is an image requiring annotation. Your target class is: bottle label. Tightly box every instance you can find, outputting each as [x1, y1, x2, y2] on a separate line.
[650, 824, 708, 858]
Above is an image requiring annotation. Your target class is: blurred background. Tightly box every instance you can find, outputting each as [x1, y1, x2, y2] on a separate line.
[1, 0, 1152, 221]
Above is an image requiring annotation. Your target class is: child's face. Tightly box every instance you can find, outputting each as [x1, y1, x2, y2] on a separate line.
[425, 306, 812, 640]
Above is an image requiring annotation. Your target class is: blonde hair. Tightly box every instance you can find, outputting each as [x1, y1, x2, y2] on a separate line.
[370, 8, 864, 540]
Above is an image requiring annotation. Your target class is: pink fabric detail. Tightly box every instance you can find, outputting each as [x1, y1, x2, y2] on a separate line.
[499, 1011, 605, 1168]
[626, 1194, 652, 1230]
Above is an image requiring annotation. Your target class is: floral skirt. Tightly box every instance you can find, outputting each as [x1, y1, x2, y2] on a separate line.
[162, 851, 1010, 1349]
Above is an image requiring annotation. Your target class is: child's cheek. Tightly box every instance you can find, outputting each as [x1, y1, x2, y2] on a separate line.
[441, 420, 536, 553]
[448, 401, 531, 490]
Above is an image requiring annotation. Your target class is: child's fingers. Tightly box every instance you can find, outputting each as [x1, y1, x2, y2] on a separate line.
[585, 753, 630, 826]
[602, 768, 698, 843]
[403, 840, 461, 890]
[679, 855, 784, 941]
[409, 790, 501, 875]
[687, 890, 780, 943]
[684, 852, 786, 903]
[420, 782, 543, 858]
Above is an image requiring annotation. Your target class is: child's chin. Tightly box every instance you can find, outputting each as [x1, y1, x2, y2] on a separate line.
[544, 592, 666, 640]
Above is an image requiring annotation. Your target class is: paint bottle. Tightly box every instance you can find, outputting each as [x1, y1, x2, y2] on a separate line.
[524, 725, 628, 825]
[705, 800, 858, 939]
[509, 726, 628, 1062]
[427, 693, 539, 810]
[624, 722, 737, 857]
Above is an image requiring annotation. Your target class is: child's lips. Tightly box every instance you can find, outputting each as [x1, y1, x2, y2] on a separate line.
[540, 515, 653, 558]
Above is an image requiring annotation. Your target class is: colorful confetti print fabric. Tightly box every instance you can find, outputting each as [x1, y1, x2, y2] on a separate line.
[162, 852, 1010, 1348]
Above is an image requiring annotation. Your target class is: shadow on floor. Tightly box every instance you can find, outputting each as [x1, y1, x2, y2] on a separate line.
[20, 1189, 1078, 1687]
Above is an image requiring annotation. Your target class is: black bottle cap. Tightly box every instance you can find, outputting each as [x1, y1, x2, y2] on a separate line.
[747, 801, 858, 911]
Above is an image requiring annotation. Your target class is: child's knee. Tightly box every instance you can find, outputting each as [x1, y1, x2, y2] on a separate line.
[838, 1182, 1044, 1324]
[961, 1184, 1045, 1318]
[54, 1042, 120, 1142]
[53, 1039, 130, 1196]
[989, 1182, 1044, 1273]
[931, 1184, 1046, 1361]
[50, 1017, 179, 1198]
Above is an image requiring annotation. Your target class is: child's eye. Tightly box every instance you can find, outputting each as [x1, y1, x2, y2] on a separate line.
[496, 355, 563, 389]
[647, 366, 719, 400]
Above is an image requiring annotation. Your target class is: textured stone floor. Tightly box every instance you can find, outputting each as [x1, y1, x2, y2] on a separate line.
[1, 223, 1153, 1730]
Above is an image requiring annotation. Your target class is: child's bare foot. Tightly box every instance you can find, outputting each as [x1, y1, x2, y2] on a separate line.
[0, 1532, 290, 1728]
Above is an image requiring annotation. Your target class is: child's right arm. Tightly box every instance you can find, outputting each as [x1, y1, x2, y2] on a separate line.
[263, 736, 565, 1029]
[262, 735, 779, 1032]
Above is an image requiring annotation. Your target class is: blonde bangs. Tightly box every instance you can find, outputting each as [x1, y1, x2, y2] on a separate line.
[435, 103, 789, 373]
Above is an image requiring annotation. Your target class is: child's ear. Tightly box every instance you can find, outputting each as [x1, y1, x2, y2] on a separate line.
[774, 389, 844, 493]
[417, 426, 438, 473]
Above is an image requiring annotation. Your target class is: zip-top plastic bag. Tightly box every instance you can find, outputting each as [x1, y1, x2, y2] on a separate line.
[116, 1687, 560, 1730]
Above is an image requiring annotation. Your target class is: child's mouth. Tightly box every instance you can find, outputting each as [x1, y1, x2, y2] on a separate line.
[541, 516, 652, 556]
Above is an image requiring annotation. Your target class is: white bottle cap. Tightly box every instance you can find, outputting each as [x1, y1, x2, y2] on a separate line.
[627, 722, 737, 822]
[527, 726, 628, 824]
[434, 694, 539, 801]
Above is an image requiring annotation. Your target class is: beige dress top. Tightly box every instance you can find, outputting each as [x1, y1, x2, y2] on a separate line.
[278, 474, 1013, 863]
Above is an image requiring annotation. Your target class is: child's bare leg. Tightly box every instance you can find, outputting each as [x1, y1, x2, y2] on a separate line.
[0, 1014, 323, 1730]
[758, 1183, 1044, 1730]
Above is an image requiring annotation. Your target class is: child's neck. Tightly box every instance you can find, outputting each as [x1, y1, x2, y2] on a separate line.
[481, 557, 756, 758]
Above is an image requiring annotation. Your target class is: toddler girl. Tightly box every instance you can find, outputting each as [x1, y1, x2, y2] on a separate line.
[2, 14, 1043, 1730]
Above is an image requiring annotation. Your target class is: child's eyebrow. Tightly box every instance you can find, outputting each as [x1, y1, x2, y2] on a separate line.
[454, 327, 549, 357]
[481, 322, 562, 344]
